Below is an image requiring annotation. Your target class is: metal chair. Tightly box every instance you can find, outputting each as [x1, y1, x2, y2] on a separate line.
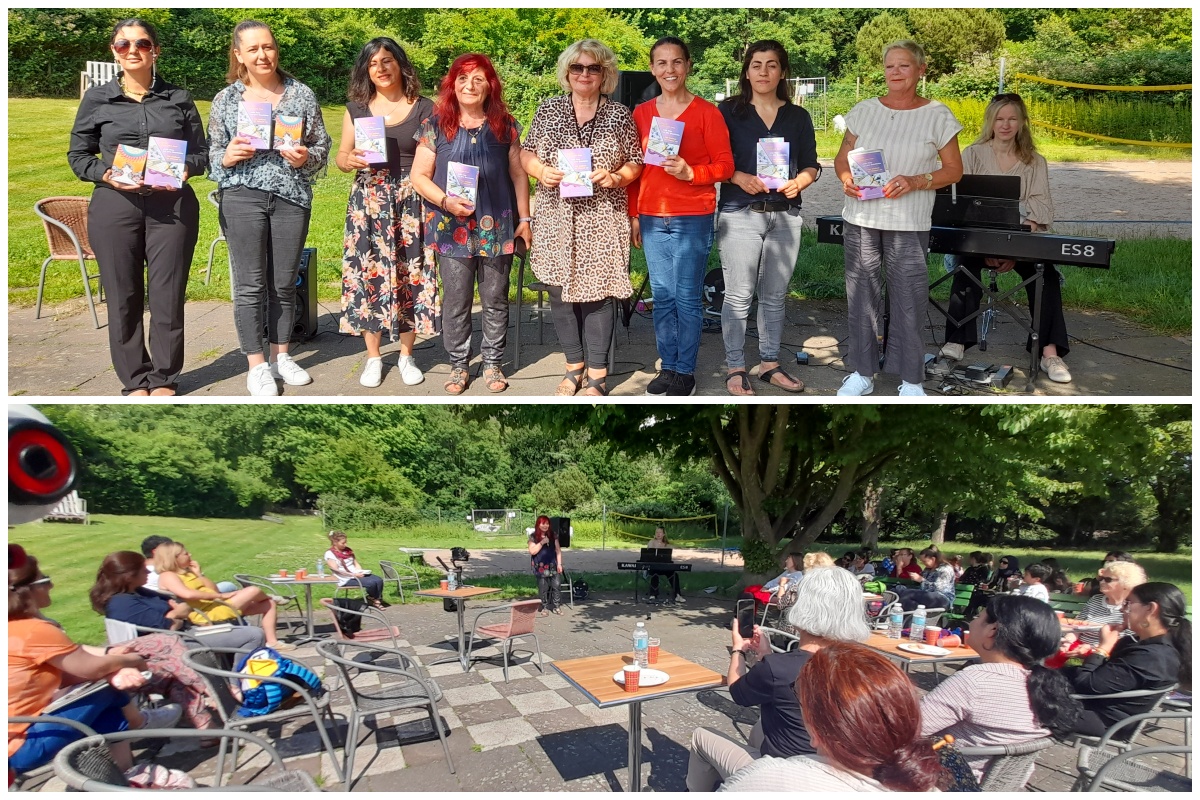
[867, 591, 901, 630]
[8, 716, 96, 791]
[204, 189, 228, 288]
[34, 197, 103, 328]
[182, 646, 344, 785]
[957, 736, 1056, 791]
[378, 559, 422, 603]
[465, 599, 544, 681]
[52, 728, 318, 791]
[318, 597, 403, 647]
[1159, 693, 1192, 777]
[233, 574, 305, 635]
[558, 568, 574, 609]
[756, 625, 801, 653]
[1073, 710, 1192, 791]
[317, 639, 454, 787]
[1065, 685, 1179, 752]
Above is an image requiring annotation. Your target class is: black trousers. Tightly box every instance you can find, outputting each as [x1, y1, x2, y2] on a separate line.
[945, 257, 1069, 357]
[649, 570, 681, 598]
[88, 185, 199, 393]
[545, 285, 615, 370]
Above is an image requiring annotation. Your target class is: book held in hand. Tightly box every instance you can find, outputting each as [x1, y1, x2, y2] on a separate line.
[756, 138, 790, 190]
[446, 161, 479, 206]
[354, 116, 387, 164]
[143, 137, 188, 189]
[644, 116, 684, 166]
[237, 101, 273, 150]
[111, 144, 147, 186]
[847, 148, 891, 200]
[273, 114, 304, 151]
[558, 148, 593, 198]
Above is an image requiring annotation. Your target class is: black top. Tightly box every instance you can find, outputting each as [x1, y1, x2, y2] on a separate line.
[960, 564, 991, 586]
[105, 588, 176, 632]
[728, 648, 815, 758]
[1065, 634, 1180, 731]
[348, 96, 434, 175]
[68, 74, 208, 188]
[717, 99, 820, 212]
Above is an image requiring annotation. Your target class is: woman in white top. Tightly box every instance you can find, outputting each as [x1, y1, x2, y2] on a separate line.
[324, 530, 387, 610]
[834, 40, 962, 397]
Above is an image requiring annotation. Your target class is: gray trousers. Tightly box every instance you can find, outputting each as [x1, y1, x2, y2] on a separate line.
[439, 254, 513, 369]
[685, 721, 765, 791]
[717, 206, 804, 369]
[843, 222, 930, 385]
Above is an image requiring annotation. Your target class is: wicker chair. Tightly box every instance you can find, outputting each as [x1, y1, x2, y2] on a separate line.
[465, 599, 544, 681]
[52, 728, 318, 791]
[957, 736, 1056, 791]
[318, 597, 403, 647]
[317, 639, 454, 787]
[378, 559, 422, 603]
[1073, 710, 1193, 791]
[181, 646, 344, 785]
[233, 574, 305, 636]
[7, 716, 96, 791]
[34, 197, 103, 328]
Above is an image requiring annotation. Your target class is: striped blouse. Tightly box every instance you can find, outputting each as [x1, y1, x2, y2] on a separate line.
[1075, 594, 1127, 646]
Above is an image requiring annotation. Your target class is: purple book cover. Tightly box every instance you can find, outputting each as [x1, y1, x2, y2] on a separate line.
[143, 137, 187, 189]
[354, 116, 387, 164]
[446, 161, 479, 205]
[558, 148, 593, 198]
[756, 138, 790, 189]
[237, 101, 272, 150]
[644, 116, 684, 166]
[847, 148, 891, 200]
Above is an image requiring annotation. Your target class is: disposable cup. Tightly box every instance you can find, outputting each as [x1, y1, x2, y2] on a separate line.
[924, 626, 942, 646]
[962, 630, 970, 648]
[278, 569, 288, 577]
[1055, 610, 1066, 620]
[648, 638, 661, 664]
[297, 568, 307, 580]
[440, 579, 449, 591]
[623, 664, 641, 692]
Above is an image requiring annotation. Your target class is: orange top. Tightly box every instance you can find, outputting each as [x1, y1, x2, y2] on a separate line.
[8, 617, 78, 756]
[629, 97, 734, 217]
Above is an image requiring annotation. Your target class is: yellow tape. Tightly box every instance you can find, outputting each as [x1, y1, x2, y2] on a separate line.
[1030, 119, 1192, 148]
[608, 512, 716, 523]
[1012, 72, 1191, 92]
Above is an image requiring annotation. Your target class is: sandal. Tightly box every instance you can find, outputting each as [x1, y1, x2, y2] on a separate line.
[759, 366, 804, 393]
[555, 365, 586, 396]
[583, 375, 608, 397]
[444, 367, 470, 395]
[726, 369, 754, 396]
[483, 365, 509, 393]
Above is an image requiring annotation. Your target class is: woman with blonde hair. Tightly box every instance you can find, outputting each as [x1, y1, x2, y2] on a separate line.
[801, 551, 834, 570]
[1053, 559, 1147, 664]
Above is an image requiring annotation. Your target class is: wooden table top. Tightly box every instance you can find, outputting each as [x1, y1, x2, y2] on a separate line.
[551, 650, 725, 708]
[413, 586, 502, 600]
[267, 575, 339, 584]
[864, 632, 979, 663]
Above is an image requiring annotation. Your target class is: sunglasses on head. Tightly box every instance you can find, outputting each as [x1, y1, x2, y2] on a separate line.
[27, 575, 52, 586]
[113, 38, 155, 55]
[569, 63, 603, 76]
[992, 92, 1021, 104]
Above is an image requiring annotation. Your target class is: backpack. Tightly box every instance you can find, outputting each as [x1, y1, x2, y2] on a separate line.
[234, 646, 324, 717]
[332, 597, 366, 635]
[572, 579, 589, 602]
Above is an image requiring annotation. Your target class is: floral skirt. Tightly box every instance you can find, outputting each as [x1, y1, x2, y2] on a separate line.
[341, 169, 441, 339]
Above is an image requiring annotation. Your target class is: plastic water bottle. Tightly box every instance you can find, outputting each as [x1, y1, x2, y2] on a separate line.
[448, 571, 458, 591]
[909, 605, 927, 642]
[633, 622, 649, 667]
[316, 560, 325, 578]
[887, 607, 904, 639]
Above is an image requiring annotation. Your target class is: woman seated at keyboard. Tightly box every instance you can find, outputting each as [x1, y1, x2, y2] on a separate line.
[941, 93, 1071, 384]
[646, 527, 684, 603]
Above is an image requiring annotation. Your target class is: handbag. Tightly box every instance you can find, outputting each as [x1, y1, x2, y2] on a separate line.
[933, 735, 981, 792]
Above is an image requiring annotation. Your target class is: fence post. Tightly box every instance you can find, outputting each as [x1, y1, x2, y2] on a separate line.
[856, 76, 860, 101]
[998, 57, 1006, 93]
[601, 504, 607, 550]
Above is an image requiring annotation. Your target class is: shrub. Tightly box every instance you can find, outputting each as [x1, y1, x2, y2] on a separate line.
[318, 494, 420, 531]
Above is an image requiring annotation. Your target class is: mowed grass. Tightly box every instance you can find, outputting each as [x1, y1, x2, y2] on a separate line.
[9, 98, 1191, 335]
[14, 514, 1190, 646]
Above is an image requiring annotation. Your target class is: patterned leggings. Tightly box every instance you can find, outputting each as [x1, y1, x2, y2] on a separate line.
[118, 633, 216, 730]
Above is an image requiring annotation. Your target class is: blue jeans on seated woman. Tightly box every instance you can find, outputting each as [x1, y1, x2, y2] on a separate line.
[640, 214, 716, 376]
[9, 686, 130, 773]
[895, 585, 952, 612]
[343, 574, 385, 601]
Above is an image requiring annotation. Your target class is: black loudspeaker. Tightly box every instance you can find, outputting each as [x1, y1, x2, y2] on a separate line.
[551, 516, 571, 548]
[293, 247, 318, 340]
[616, 71, 659, 109]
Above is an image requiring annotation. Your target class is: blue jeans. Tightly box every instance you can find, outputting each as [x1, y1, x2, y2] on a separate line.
[9, 686, 131, 772]
[640, 214, 716, 375]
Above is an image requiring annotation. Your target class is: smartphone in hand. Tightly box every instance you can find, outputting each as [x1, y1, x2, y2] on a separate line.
[737, 599, 756, 639]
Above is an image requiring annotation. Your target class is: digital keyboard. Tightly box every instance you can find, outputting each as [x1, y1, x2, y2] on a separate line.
[617, 562, 692, 572]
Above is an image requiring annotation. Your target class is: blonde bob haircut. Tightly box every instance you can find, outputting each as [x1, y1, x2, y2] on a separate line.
[1099, 560, 1148, 592]
[152, 541, 187, 575]
[556, 39, 619, 96]
[803, 551, 835, 570]
[882, 39, 927, 68]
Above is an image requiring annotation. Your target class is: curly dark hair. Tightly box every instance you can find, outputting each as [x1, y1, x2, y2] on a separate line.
[348, 37, 421, 107]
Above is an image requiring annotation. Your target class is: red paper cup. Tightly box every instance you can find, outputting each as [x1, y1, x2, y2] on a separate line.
[278, 569, 288, 577]
[440, 579, 449, 591]
[623, 665, 641, 692]
[296, 568, 307, 580]
[648, 638, 660, 665]
[962, 630, 970, 648]
[924, 626, 941, 646]
[1055, 610, 1066, 620]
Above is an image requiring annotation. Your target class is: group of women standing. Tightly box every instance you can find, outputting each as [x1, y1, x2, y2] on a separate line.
[69, 21, 1071, 396]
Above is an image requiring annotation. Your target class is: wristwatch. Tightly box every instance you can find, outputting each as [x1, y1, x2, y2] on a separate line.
[924, 172, 934, 187]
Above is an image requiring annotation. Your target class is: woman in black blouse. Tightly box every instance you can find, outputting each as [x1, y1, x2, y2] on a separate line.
[716, 41, 819, 396]
[67, 18, 207, 396]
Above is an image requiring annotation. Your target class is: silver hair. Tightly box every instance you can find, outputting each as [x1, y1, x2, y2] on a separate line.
[882, 39, 927, 68]
[785, 566, 872, 642]
[556, 38, 619, 95]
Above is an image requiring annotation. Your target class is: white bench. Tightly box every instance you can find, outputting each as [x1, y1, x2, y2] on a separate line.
[45, 490, 88, 524]
[80, 61, 119, 98]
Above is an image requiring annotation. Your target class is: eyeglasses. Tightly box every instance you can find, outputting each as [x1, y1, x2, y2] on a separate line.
[1120, 600, 1146, 611]
[569, 63, 604, 76]
[1098, 576, 1118, 584]
[113, 38, 155, 55]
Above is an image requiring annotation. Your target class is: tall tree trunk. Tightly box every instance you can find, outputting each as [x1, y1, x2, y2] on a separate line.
[931, 510, 949, 545]
[861, 482, 882, 549]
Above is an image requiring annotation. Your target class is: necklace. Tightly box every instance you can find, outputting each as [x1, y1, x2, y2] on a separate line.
[463, 121, 485, 144]
[373, 94, 406, 121]
[247, 81, 284, 103]
[121, 77, 149, 100]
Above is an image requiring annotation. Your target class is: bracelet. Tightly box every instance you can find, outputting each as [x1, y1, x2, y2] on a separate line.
[519, 216, 532, 223]
[440, 195, 449, 212]
[1093, 648, 1110, 660]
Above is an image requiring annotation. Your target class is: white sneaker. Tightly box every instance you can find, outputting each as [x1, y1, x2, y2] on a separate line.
[398, 355, 424, 385]
[837, 372, 874, 396]
[360, 357, 383, 388]
[940, 342, 964, 361]
[139, 703, 183, 730]
[246, 363, 279, 396]
[898, 381, 926, 396]
[270, 353, 312, 386]
[1040, 356, 1072, 383]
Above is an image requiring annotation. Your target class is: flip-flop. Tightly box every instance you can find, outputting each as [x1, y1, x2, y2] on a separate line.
[759, 366, 804, 393]
[726, 369, 754, 396]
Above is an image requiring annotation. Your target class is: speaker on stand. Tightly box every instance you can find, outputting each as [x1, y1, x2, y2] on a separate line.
[551, 516, 571, 548]
[615, 71, 659, 110]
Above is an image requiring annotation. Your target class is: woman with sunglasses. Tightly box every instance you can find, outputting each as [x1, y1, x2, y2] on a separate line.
[963, 554, 1022, 619]
[68, 18, 208, 397]
[208, 19, 332, 396]
[940, 93, 1070, 383]
[1064, 582, 1191, 737]
[521, 39, 643, 396]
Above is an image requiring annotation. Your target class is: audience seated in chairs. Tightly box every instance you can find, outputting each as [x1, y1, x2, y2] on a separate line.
[890, 547, 923, 580]
[1079, 550, 1139, 597]
[893, 547, 956, 612]
[141, 535, 237, 596]
[958, 551, 992, 587]
[963, 554, 1022, 619]
[739, 552, 803, 608]
[1039, 557, 1073, 594]
[1066, 560, 1146, 650]
[686, 566, 871, 791]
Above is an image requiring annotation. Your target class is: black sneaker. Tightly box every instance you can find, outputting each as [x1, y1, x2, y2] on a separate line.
[666, 373, 696, 396]
[646, 369, 676, 395]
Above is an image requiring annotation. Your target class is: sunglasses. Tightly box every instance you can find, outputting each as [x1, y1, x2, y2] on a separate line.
[1098, 576, 1118, 584]
[992, 92, 1021, 104]
[113, 38, 155, 55]
[27, 575, 52, 586]
[569, 63, 604, 76]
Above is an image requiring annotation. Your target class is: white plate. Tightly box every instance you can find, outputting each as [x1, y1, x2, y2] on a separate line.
[613, 668, 669, 687]
[898, 642, 950, 656]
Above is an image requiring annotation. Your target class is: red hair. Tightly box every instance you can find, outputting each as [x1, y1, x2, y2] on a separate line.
[534, 516, 554, 541]
[436, 53, 513, 144]
[797, 642, 948, 791]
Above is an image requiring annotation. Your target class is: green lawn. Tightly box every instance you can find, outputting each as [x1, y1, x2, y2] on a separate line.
[10, 98, 1191, 335]
[13, 514, 1190, 646]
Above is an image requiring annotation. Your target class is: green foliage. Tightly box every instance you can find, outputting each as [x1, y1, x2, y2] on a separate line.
[906, 9, 1005, 78]
[294, 436, 422, 506]
[530, 464, 595, 514]
[318, 494, 420, 531]
[854, 12, 910, 73]
[740, 539, 777, 575]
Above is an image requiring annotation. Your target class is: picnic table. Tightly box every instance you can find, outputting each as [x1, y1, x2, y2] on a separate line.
[862, 631, 979, 684]
[551, 651, 724, 792]
[413, 586, 502, 670]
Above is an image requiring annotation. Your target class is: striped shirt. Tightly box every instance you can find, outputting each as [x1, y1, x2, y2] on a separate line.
[1076, 594, 1126, 646]
[920, 662, 1049, 781]
[842, 98, 962, 232]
